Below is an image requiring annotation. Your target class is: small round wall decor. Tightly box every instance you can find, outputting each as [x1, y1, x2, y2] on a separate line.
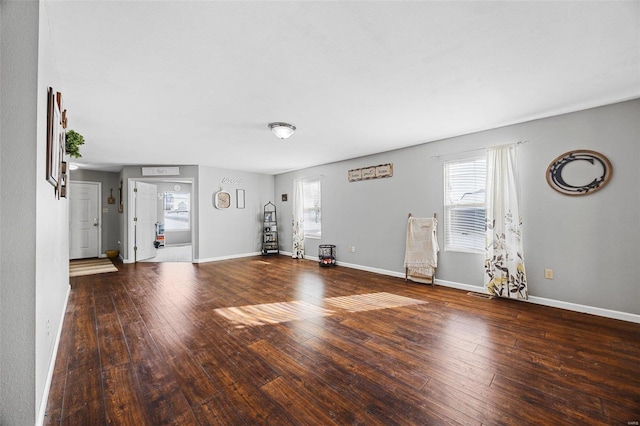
[546, 149, 612, 196]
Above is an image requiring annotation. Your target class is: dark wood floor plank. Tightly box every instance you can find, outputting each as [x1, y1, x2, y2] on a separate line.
[65, 292, 101, 371]
[102, 364, 153, 425]
[44, 256, 640, 425]
[119, 319, 199, 425]
[193, 346, 294, 425]
[148, 324, 221, 406]
[251, 340, 378, 425]
[95, 312, 131, 370]
[489, 374, 605, 425]
[58, 363, 106, 425]
[295, 335, 478, 425]
[250, 334, 450, 425]
[422, 376, 529, 426]
[260, 376, 346, 425]
[474, 341, 640, 412]
[193, 391, 295, 426]
[43, 307, 75, 424]
[293, 317, 430, 391]
[110, 284, 145, 325]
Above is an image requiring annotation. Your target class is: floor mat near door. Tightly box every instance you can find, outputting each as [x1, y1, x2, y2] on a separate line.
[69, 258, 118, 277]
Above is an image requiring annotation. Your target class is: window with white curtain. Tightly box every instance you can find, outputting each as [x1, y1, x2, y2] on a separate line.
[443, 157, 486, 253]
[302, 178, 321, 239]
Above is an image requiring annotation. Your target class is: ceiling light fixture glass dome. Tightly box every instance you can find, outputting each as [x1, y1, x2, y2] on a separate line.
[268, 122, 296, 139]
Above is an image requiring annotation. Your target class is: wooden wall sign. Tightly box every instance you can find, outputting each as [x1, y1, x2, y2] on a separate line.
[142, 166, 180, 176]
[348, 163, 393, 182]
[546, 150, 612, 196]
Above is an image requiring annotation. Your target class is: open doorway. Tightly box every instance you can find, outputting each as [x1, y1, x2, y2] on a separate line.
[128, 178, 194, 263]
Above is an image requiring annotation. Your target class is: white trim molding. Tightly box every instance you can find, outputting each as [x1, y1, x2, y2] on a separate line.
[293, 257, 640, 324]
[233, 253, 640, 324]
[194, 251, 262, 264]
[526, 295, 640, 324]
[37, 284, 71, 426]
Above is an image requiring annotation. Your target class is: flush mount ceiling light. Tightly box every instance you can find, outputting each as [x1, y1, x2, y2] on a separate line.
[268, 122, 296, 139]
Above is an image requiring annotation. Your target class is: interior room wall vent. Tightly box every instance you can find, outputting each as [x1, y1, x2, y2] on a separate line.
[467, 292, 494, 300]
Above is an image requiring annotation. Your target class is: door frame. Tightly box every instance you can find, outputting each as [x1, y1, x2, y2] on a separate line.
[69, 180, 102, 259]
[127, 177, 195, 263]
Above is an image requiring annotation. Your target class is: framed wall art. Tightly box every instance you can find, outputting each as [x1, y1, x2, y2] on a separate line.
[46, 87, 61, 189]
[236, 189, 245, 209]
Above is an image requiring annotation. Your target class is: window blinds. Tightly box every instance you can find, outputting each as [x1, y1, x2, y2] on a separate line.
[443, 157, 486, 253]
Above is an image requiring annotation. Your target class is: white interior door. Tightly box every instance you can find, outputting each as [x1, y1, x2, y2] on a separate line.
[134, 181, 158, 262]
[69, 181, 101, 259]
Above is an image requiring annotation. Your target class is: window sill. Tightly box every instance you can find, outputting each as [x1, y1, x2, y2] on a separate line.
[444, 248, 484, 255]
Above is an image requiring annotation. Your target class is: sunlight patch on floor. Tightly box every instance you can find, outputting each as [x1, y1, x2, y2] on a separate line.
[325, 292, 427, 312]
[214, 300, 335, 327]
[214, 292, 427, 328]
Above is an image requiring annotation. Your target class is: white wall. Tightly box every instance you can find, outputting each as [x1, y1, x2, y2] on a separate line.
[35, 3, 71, 422]
[197, 166, 274, 261]
[275, 100, 640, 317]
[1, 2, 70, 424]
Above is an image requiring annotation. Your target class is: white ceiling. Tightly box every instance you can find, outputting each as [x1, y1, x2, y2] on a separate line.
[44, 1, 639, 175]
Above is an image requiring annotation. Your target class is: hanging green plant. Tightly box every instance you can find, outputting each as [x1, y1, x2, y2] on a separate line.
[65, 129, 85, 158]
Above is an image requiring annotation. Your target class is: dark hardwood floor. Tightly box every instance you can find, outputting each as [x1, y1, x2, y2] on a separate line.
[45, 256, 640, 425]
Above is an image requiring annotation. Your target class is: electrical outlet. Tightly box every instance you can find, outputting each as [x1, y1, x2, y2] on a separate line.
[351, 246, 356, 253]
[544, 269, 554, 279]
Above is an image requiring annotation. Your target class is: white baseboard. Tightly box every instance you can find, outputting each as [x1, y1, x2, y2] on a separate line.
[433, 278, 486, 293]
[128, 252, 640, 324]
[280, 253, 407, 278]
[526, 295, 640, 324]
[37, 284, 71, 426]
[194, 251, 262, 264]
[336, 260, 406, 278]
[308, 260, 640, 324]
[125, 251, 263, 264]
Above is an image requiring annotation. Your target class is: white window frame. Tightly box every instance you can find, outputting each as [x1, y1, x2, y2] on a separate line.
[443, 157, 486, 254]
[163, 191, 191, 231]
[302, 178, 321, 239]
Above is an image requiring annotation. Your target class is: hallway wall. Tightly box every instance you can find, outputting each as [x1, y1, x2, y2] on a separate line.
[1, 2, 71, 423]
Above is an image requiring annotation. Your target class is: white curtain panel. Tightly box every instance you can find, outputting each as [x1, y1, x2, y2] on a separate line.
[291, 179, 305, 259]
[484, 144, 528, 299]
